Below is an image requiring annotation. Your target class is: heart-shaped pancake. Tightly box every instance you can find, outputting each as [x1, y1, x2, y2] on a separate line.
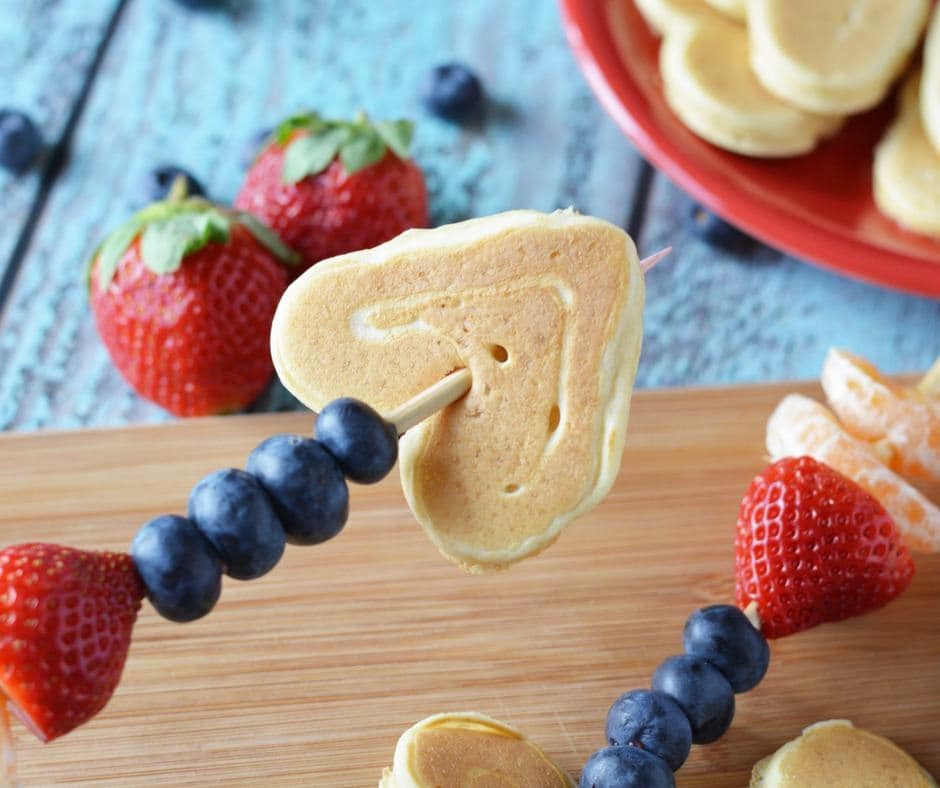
[635, 0, 707, 37]
[874, 70, 940, 238]
[271, 210, 645, 571]
[380, 712, 575, 787]
[749, 0, 929, 115]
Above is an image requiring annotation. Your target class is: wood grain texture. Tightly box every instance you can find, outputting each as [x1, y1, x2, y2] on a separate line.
[0, 0, 937, 434]
[0, 381, 937, 786]
[0, 0, 642, 431]
[0, 0, 121, 276]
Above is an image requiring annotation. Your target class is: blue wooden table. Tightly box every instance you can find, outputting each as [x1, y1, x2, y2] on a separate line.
[1, 0, 937, 432]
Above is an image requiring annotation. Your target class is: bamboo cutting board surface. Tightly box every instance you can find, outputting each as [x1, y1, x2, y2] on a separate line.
[0, 381, 938, 786]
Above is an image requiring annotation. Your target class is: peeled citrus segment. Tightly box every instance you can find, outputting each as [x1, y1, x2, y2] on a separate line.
[271, 210, 644, 571]
[821, 349, 940, 482]
[379, 712, 575, 788]
[767, 394, 940, 552]
[750, 720, 936, 787]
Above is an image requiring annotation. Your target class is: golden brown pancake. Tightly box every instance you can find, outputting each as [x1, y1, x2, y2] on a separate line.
[874, 70, 940, 238]
[271, 210, 644, 571]
[750, 720, 936, 787]
[379, 712, 575, 788]
[749, 0, 929, 114]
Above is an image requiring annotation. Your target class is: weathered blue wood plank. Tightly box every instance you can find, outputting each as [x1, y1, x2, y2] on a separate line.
[0, 0, 121, 280]
[0, 0, 643, 430]
[636, 174, 940, 386]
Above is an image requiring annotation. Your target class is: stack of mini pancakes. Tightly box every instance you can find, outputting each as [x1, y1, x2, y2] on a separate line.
[636, 0, 940, 238]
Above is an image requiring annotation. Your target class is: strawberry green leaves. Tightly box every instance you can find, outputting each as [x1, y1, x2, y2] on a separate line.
[139, 210, 231, 276]
[277, 112, 415, 184]
[90, 199, 298, 291]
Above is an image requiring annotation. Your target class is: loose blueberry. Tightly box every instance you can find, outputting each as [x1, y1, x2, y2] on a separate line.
[422, 63, 484, 122]
[652, 654, 735, 744]
[315, 398, 398, 484]
[579, 745, 675, 788]
[137, 165, 206, 206]
[172, 0, 225, 8]
[241, 127, 273, 169]
[131, 514, 223, 622]
[605, 689, 692, 771]
[0, 110, 42, 174]
[683, 604, 770, 693]
[247, 434, 349, 545]
[188, 468, 286, 580]
[689, 203, 752, 251]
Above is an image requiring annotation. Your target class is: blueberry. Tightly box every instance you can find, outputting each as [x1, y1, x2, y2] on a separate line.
[137, 165, 206, 206]
[131, 514, 223, 622]
[422, 63, 484, 122]
[579, 746, 675, 788]
[689, 204, 752, 251]
[315, 398, 398, 484]
[683, 604, 770, 693]
[0, 110, 42, 174]
[605, 689, 691, 771]
[241, 127, 273, 169]
[188, 468, 286, 580]
[172, 0, 225, 8]
[652, 654, 735, 744]
[247, 434, 349, 545]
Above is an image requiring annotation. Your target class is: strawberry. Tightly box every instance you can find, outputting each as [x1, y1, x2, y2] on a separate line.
[0, 543, 144, 741]
[735, 456, 915, 639]
[234, 112, 428, 271]
[88, 185, 298, 416]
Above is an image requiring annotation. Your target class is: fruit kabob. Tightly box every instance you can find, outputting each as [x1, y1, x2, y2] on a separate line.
[0, 211, 931, 788]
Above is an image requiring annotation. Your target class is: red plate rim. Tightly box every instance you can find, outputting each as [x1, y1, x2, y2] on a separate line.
[559, 0, 940, 298]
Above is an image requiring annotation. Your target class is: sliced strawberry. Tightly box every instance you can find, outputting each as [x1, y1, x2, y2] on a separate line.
[0, 543, 144, 741]
[735, 456, 915, 639]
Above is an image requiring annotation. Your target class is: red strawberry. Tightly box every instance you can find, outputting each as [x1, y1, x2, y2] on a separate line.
[88, 188, 298, 416]
[235, 112, 428, 271]
[735, 456, 914, 639]
[0, 543, 144, 741]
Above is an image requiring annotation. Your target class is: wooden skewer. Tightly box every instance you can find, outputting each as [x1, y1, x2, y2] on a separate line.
[916, 357, 940, 397]
[382, 251, 670, 435]
[0, 701, 19, 788]
[640, 247, 672, 273]
[384, 368, 473, 436]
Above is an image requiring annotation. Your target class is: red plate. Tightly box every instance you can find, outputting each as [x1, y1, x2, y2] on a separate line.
[560, 0, 940, 297]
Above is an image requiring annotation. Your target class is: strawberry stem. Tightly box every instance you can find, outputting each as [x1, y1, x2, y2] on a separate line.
[743, 600, 762, 633]
[167, 175, 189, 203]
[916, 357, 940, 398]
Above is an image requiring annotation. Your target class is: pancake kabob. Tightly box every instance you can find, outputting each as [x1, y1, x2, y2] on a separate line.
[0, 210, 935, 786]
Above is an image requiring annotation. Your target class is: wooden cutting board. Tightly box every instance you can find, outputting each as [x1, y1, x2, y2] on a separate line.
[1, 381, 937, 786]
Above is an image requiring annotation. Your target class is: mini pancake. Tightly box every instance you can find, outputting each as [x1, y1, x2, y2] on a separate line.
[749, 0, 930, 115]
[379, 712, 575, 788]
[766, 393, 940, 552]
[660, 15, 841, 157]
[704, 0, 746, 22]
[922, 6, 940, 153]
[874, 70, 940, 238]
[821, 349, 940, 481]
[634, 0, 706, 37]
[271, 210, 645, 572]
[750, 720, 936, 787]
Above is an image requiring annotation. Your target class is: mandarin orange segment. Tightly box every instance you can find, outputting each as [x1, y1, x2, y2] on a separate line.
[821, 349, 940, 481]
[767, 393, 940, 552]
